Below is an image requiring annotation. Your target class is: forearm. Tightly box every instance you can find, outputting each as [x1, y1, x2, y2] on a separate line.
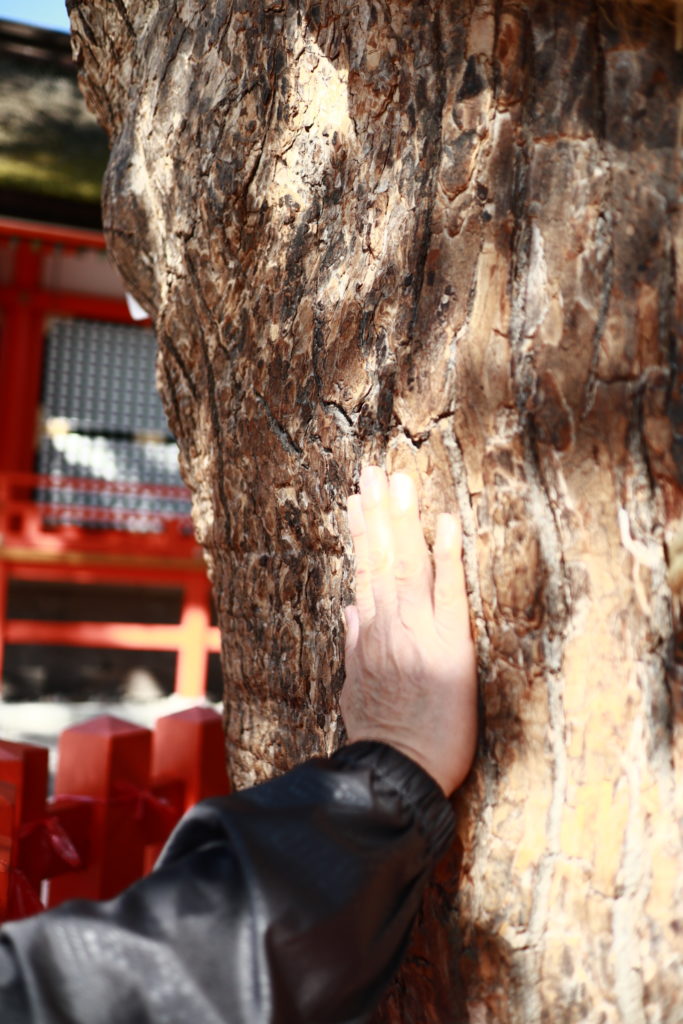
[1, 742, 453, 1024]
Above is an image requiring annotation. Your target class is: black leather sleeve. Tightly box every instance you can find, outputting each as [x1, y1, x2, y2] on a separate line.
[0, 741, 454, 1024]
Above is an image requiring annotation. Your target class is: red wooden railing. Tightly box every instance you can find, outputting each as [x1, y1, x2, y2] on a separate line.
[0, 471, 221, 698]
[0, 707, 230, 922]
[0, 471, 196, 551]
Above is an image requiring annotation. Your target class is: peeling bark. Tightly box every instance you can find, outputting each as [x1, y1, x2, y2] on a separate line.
[68, 0, 683, 1020]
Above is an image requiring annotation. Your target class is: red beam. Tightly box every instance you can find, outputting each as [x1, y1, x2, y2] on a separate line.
[0, 287, 129, 322]
[0, 217, 106, 251]
[5, 619, 221, 653]
[2, 546, 202, 571]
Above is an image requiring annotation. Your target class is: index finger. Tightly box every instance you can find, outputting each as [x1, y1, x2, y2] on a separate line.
[389, 473, 433, 624]
[359, 465, 397, 621]
[348, 493, 375, 626]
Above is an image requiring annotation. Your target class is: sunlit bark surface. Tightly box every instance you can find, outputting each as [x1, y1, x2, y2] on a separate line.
[69, 1, 683, 1019]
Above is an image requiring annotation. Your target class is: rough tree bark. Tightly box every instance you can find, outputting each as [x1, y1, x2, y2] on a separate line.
[67, 0, 683, 1020]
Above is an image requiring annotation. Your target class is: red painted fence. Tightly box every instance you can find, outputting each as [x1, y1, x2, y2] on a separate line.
[0, 707, 230, 922]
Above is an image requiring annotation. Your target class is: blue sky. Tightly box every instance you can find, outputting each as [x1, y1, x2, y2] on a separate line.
[0, 1, 70, 33]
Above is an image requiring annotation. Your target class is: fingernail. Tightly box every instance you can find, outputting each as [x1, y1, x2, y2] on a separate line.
[360, 465, 385, 502]
[389, 473, 415, 512]
[435, 513, 457, 551]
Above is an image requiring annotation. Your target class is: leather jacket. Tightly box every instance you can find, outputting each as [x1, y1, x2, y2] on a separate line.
[0, 741, 454, 1024]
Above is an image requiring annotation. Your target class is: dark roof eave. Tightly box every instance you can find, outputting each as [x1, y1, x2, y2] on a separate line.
[0, 18, 73, 71]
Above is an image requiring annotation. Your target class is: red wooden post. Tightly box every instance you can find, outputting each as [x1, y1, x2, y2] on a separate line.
[0, 741, 49, 917]
[152, 707, 230, 809]
[174, 577, 213, 698]
[144, 707, 231, 870]
[0, 241, 44, 474]
[49, 715, 152, 906]
[0, 781, 15, 920]
[42, 797, 93, 879]
[0, 740, 49, 830]
[0, 559, 8, 697]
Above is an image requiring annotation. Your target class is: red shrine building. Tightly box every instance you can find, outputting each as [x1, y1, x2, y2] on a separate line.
[0, 21, 219, 701]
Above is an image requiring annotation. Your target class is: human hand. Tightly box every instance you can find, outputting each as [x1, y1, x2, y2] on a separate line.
[340, 466, 477, 795]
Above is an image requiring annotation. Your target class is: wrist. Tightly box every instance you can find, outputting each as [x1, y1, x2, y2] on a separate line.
[344, 727, 452, 795]
[331, 740, 456, 859]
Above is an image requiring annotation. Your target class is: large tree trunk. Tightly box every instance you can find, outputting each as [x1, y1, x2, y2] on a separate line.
[68, 1, 683, 1019]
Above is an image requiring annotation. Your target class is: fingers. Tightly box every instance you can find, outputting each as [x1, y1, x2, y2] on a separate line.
[343, 604, 360, 653]
[433, 512, 471, 644]
[388, 473, 433, 623]
[359, 466, 397, 621]
[349, 467, 469, 639]
[347, 494, 375, 626]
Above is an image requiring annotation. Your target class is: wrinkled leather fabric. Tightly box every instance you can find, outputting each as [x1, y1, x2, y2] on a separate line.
[0, 741, 454, 1024]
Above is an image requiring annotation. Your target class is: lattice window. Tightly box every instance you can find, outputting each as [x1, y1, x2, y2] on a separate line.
[36, 319, 191, 532]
